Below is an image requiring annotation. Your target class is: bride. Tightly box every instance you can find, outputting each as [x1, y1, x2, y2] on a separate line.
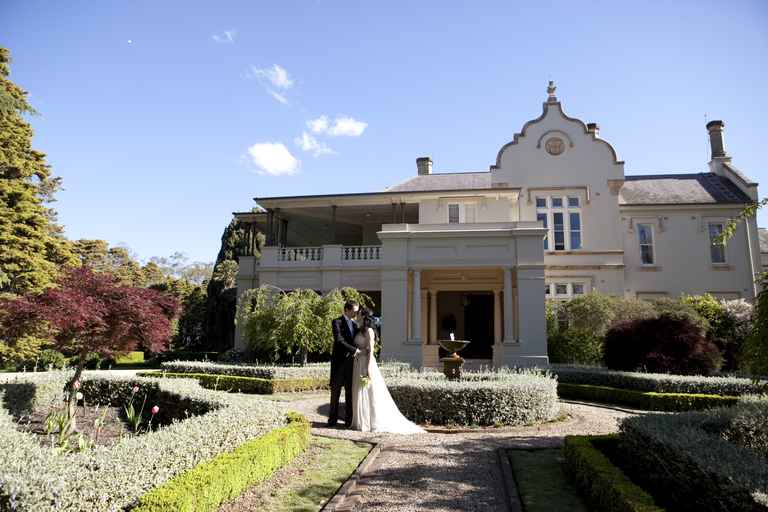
[350, 308, 424, 434]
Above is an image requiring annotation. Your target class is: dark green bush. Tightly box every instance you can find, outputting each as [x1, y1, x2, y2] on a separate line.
[13, 349, 68, 371]
[548, 330, 603, 365]
[134, 412, 310, 512]
[604, 316, 722, 375]
[138, 371, 329, 394]
[563, 435, 664, 512]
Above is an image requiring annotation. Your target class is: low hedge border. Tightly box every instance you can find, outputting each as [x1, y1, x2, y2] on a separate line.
[388, 369, 559, 426]
[557, 383, 739, 411]
[563, 435, 664, 512]
[134, 412, 310, 512]
[137, 371, 329, 394]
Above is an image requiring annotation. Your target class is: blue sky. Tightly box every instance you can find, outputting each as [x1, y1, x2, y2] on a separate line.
[2, 0, 767, 263]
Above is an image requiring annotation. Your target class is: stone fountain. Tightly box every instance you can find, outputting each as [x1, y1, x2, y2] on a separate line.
[438, 333, 471, 380]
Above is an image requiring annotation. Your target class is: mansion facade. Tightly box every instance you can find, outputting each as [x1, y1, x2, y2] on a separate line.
[233, 83, 763, 368]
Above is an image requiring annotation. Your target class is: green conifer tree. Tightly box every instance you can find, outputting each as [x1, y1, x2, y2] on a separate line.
[0, 48, 75, 296]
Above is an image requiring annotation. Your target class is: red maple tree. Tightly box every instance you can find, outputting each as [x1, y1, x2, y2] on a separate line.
[0, 266, 177, 407]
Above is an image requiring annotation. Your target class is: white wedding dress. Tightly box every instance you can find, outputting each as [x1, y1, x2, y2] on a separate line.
[351, 327, 425, 434]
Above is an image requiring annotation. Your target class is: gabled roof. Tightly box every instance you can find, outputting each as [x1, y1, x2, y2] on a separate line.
[386, 172, 492, 192]
[759, 228, 768, 253]
[619, 173, 752, 205]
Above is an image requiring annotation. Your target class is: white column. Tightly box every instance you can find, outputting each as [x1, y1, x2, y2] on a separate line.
[503, 267, 514, 343]
[411, 269, 422, 342]
[429, 290, 438, 344]
[513, 266, 548, 367]
[420, 289, 428, 343]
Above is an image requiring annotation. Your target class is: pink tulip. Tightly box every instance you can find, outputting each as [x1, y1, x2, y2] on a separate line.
[73, 380, 81, 390]
[151, 405, 159, 415]
[132, 386, 139, 393]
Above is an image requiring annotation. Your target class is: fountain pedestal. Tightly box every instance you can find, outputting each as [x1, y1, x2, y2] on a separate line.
[437, 339, 471, 380]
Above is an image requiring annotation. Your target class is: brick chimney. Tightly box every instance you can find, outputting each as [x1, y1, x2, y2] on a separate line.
[706, 120, 727, 159]
[416, 156, 432, 175]
[587, 123, 600, 136]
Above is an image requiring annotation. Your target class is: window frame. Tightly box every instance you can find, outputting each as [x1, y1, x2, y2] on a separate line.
[637, 223, 656, 266]
[708, 222, 727, 264]
[536, 194, 583, 252]
[447, 203, 463, 224]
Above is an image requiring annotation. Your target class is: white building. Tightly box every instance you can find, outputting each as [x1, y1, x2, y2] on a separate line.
[234, 83, 763, 368]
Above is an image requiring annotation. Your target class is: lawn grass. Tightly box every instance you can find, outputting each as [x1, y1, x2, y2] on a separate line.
[508, 448, 590, 512]
[220, 435, 371, 512]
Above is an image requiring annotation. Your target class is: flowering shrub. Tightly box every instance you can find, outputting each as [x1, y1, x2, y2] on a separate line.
[553, 365, 764, 396]
[0, 373, 285, 511]
[618, 396, 768, 510]
[387, 369, 559, 426]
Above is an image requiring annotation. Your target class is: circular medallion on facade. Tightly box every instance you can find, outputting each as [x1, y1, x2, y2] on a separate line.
[545, 137, 565, 156]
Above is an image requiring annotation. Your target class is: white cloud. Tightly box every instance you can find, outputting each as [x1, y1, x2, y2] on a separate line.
[212, 29, 236, 43]
[307, 115, 329, 134]
[247, 142, 299, 176]
[307, 115, 367, 137]
[252, 64, 294, 89]
[295, 131, 335, 156]
[268, 90, 288, 104]
[328, 116, 367, 137]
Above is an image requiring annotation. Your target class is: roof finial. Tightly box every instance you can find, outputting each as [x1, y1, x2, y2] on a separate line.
[547, 80, 557, 102]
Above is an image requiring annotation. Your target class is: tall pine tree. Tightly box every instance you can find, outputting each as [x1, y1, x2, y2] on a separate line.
[0, 48, 74, 296]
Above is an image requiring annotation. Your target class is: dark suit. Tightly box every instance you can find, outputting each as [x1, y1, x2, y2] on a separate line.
[329, 315, 358, 426]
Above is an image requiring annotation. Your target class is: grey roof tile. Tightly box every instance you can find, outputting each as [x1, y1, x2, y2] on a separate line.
[619, 173, 752, 205]
[386, 172, 492, 192]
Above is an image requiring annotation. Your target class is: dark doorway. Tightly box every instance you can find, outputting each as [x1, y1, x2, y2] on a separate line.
[437, 291, 494, 360]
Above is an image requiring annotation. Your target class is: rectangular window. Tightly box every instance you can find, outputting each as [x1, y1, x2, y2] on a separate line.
[537, 213, 549, 250]
[552, 197, 563, 208]
[535, 197, 547, 208]
[569, 212, 582, 250]
[572, 283, 585, 295]
[568, 196, 580, 208]
[708, 223, 726, 263]
[448, 203, 460, 224]
[555, 283, 568, 296]
[638, 224, 655, 265]
[545, 283, 551, 296]
[553, 213, 565, 250]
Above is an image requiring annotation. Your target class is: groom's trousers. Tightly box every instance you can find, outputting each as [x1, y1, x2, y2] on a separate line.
[329, 358, 354, 426]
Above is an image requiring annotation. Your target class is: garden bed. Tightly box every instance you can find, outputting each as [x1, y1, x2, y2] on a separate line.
[0, 371, 305, 511]
[507, 448, 589, 512]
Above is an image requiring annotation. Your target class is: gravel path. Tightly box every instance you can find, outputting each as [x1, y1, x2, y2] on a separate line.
[283, 393, 638, 512]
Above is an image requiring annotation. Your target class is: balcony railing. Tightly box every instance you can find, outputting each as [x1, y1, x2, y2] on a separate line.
[261, 244, 382, 267]
[277, 246, 324, 262]
[343, 245, 381, 261]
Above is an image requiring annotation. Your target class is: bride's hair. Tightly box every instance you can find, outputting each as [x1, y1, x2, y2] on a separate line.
[359, 307, 379, 342]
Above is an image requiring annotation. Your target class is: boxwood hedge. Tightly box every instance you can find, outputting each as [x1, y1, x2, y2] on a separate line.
[618, 399, 768, 511]
[0, 372, 290, 511]
[553, 365, 764, 396]
[563, 435, 664, 512]
[138, 371, 329, 394]
[557, 383, 739, 411]
[159, 360, 412, 381]
[387, 369, 559, 426]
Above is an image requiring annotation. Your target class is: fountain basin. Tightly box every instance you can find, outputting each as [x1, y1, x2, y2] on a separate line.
[438, 339, 471, 356]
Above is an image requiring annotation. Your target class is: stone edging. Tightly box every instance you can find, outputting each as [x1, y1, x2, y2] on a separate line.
[321, 440, 385, 512]
[496, 448, 524, 512]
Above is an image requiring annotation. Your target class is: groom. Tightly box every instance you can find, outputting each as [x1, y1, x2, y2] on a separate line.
[328, 300, 360, 427]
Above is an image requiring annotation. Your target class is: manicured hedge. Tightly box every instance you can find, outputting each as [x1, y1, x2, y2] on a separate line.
[619, 400, 768, 511]
[553, 365, 764, 396]
[557, 383, 739, 411]
[160, 360, 411, 381]
[138, 371, 329, 394]
[0, 372, 286, 511]
[116, 351, 145, 364]
[388, 369, 559, 426]
[134, 412, 310, 512]
[563, 435, 664, 512]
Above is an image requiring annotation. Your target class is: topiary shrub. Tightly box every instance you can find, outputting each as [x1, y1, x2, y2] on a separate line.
[604, 315, 722, 375]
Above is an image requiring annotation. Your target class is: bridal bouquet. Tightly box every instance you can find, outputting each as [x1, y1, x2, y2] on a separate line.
[360, 375, 371, 389]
